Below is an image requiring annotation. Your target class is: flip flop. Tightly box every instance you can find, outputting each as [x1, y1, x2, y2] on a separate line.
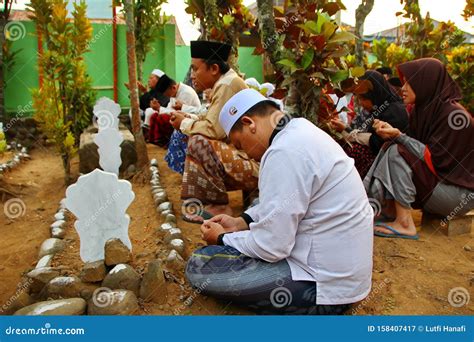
[374, 222, 419, 240]
[182, 210, 214, 224]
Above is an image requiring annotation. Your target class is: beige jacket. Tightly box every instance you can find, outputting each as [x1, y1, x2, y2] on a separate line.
[180, 69, 247, 140]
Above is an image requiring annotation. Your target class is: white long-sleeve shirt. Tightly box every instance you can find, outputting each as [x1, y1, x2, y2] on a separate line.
[159, 82, 201, 114]
[223, 118, 374, 305]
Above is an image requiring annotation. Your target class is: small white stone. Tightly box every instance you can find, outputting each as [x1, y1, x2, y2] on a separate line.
[50, 220, 66, 229]
[36, 254, 54, 269]
[169, 239, 185, 255]
[54, 212, 65, 221]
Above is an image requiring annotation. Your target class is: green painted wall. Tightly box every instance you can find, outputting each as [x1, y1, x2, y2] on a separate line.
[4, 20, 263, 116]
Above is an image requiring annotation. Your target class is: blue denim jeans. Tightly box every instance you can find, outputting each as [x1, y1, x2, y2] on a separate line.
[185, 245, 351, 315]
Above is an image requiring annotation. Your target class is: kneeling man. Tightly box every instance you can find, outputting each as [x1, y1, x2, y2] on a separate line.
[185, 89, 374, 314]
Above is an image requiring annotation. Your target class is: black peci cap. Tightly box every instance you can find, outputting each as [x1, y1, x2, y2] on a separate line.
[190, 40, 232, 61]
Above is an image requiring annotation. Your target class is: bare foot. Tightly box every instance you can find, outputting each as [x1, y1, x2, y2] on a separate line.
[375, 220, 417, 236]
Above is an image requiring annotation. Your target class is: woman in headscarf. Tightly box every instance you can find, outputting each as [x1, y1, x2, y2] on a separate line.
[365, 58, 474, 239]
[331, 70, 409, 179]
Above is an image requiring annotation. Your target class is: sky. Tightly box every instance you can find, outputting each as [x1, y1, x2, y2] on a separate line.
[11, 0, 474, 45]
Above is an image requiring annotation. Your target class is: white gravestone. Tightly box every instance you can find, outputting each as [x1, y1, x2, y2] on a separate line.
[94, 129, 123, 175]
[65, 167, 135, 263]
[93, 97, 121, 131]
[93, 97, 123, 175]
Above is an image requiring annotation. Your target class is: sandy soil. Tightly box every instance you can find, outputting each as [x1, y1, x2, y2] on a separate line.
[0, 144, 472, 315]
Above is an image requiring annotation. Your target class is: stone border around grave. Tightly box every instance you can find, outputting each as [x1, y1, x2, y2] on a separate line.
[149, 158, 186, 262]
[0, 146, 31, 175]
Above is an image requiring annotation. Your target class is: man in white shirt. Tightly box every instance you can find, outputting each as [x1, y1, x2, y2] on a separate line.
[147, 74, 202, 146]
[155, 74, 201, 114]
[185, 89, 374, 314]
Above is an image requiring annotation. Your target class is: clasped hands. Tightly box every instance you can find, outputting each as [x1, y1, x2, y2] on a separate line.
[200, 215, 248, 245]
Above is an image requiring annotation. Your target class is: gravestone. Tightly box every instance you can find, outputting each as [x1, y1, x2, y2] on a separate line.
[79, 97, 137, 175]
[65, 169, 135, 262]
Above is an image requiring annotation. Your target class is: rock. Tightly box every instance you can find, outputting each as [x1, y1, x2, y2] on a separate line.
[14, 298, 87, 316]
[40, 276, 94, 300]
[158, 202, 172, 212]
[36, 254, 54, 269]
[150, 179, 160, 186]
[38, 238, 65, 259]
[165, 250, 185, 272]
[464, 245, 472, 251]
[169, 239, 185, 256]
[50, 220, 66, 229]
[160, 210, 172, 220]
[80, 260, 107, 283]
[165, 214, 177, 224]
[153, 193, 167, 205]
[87, 289, 139, 315]
[126, 164, 136, 174]
[139, 260, 167, 303]
[159, 223, 175, 233]
[59, 198, 67, 210]
[51, 227, 66, 239]
[150, 158, 158, 166]
[164, 228, 183, 244]
[102, 264, 141, 295]
[54, 211, 65, 221]
[79, 127, 137, 175]
[27, 267, 61, 293]
[104, 238, 131, 266]
[2, 291, 34, 315]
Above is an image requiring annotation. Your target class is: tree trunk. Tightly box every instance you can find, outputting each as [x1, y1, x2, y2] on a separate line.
[355, 0, 374, 65]
[256, 0, 280, 66]
[62, 153, 72, 185]
[124, 0, 149, 177]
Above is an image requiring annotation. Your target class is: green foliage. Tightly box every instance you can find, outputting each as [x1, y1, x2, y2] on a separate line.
[254, 1, 363, 126]
[27, 0, 96, 183]
[447, 45, 474, 113]
[370, 39, 413, 72]
[0, 125, 6, 154]
[130, 0, 168, 81]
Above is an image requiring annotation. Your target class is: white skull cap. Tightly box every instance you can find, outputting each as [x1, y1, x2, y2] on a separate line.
[219, 89, 267, 136]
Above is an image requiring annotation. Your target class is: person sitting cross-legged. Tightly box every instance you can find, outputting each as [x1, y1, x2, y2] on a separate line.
[185, 89, 374, 315]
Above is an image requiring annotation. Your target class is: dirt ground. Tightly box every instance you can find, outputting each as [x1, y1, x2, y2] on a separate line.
[0, 144, 473, 315]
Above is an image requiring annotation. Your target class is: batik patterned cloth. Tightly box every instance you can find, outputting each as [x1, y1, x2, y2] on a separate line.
[181, 135, 259, 205]
[164, 130, 189, 174]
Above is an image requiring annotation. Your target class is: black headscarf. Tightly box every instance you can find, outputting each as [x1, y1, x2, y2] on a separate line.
[398, 58, 474, 190]
[359, 70, 409, 154]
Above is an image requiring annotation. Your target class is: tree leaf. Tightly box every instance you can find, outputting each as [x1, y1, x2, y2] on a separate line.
[301, 49, 314, 70]
[350, 66, 365, 77]
[328, 31, 356, 43]
[330, 70, 349, 83]
[277, 58, 300, 72]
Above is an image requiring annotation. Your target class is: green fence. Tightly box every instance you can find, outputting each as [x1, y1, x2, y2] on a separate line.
[4, 19, 264, 116]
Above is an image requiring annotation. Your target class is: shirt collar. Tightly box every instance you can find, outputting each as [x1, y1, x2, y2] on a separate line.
[269, 114, 292, 146]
